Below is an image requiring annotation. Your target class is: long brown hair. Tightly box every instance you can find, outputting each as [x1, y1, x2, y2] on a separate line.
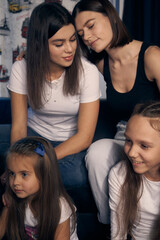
[117, 101, 160, 238]
[5, 136, 76, 240]
[72, 0, 132, 64]
[27, 2, 82, 109]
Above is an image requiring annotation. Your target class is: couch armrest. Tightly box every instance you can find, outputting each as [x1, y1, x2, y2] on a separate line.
[0, 98, 11, 124]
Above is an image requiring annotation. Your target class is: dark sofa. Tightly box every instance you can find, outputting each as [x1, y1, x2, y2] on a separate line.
[0, 97, 112, 240]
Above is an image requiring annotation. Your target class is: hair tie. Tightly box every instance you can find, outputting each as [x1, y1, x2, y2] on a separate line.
[34, 142, 45, 157]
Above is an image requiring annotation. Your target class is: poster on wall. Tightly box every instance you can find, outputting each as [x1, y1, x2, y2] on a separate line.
[0, 0, 121, 97]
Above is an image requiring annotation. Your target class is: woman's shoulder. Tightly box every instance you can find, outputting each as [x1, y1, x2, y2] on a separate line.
[144, 44, 160, 61]
[11, 58, 26, 72]
[80, 56, 99, 72]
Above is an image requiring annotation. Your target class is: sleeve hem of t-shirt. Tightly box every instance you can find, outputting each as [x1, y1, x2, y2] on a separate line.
[7, 85, 27, 95]
[80, 93, 101, 103]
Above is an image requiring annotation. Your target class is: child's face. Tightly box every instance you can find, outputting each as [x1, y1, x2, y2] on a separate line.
[7, 154, 40, 202]
[124, 115, 160, 181]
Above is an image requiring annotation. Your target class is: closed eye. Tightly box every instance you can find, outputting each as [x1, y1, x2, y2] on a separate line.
[55, 43, 63, 47]
[141, 144, 149, 149]
[88, 24, 94, 29]
[70, 37, 76, 42]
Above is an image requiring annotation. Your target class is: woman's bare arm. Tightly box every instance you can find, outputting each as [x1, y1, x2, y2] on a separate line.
[10, 91, 28, 144]
[144, 45, 160, 91]
[54, 218, 70, 240]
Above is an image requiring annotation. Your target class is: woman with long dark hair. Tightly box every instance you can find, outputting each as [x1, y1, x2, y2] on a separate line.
[5, 2, 100, 191]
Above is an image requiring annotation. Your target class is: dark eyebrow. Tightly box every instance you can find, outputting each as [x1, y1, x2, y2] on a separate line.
[50, 32, 76, 43]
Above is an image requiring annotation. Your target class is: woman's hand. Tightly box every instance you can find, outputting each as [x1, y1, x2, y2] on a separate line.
[2, 192, 11, 207]
[16, 50, 26, 61]
[16, 51, 26, 61]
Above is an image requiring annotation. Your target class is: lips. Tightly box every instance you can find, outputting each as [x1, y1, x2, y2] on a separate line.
[14, 189, 23, 193]
[132, 161, 144, 166]
[89, 39, 98, 48]
[63, 55, 73, 61]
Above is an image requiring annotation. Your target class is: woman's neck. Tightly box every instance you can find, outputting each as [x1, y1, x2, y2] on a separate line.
[106, 40, 142, 65]
[48, 62, 65, 81]
[48, 71, 64, 81]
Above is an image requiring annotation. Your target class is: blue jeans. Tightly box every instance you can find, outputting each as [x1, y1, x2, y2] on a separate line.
[0, 125, 89, 189]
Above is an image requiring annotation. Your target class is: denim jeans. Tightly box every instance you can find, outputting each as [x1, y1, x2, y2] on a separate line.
[0, 125, 89, 189]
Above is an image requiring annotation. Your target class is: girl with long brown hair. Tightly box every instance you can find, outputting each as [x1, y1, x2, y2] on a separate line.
[0, 136, 78, 240]
[109, 101, 160, 239]
[1, 2, 100, 193]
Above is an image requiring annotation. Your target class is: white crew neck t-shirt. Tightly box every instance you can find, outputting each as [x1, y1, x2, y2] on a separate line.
[109, 161, 160, 240]
[8, 57, 100, 141]
[24, 197, 78, 240]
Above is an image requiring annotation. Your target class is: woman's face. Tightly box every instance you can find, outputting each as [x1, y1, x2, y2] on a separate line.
[48, 24, 77, 71]
[124, 115, 160, 181]
[75, 11, 113, 52]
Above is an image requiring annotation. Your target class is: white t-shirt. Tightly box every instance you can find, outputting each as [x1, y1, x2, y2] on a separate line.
[24, 197, 78, 240]
[109, 161, 160, 240]
[8, 57, 100, 141]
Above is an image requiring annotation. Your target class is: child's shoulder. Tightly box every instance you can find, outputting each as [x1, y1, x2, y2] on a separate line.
[59, 197, 75, 224]
[109, 161, 127, 181]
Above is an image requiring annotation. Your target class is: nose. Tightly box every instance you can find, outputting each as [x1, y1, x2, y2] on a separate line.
[127, 145, 138, 159]
[65, 42, 73, 53]
[83, 29, 91, 42]
[13, 175, 20, 186]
